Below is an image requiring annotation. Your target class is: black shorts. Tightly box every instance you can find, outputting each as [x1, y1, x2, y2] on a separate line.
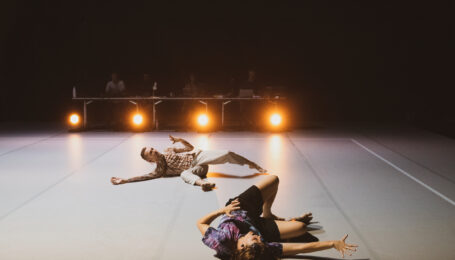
[225, 185, 281, 242]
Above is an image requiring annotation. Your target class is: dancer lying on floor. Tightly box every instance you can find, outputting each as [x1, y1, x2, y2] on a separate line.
[197, 175, 358, 259]
[111, 135, 266, 191]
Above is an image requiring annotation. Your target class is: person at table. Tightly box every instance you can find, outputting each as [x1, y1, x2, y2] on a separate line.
[240, 69, 262, 96]
[104, 72, 127, 128]
[181, 73, 205, 128]
[182, 73, 202, 97]
[105, 72, 126, 96]
[138, 73, 159, 96]
[238, 69, 263, 128]
[110, 135, 267, 191]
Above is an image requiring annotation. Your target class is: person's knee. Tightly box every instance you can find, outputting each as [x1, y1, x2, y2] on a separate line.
[268, 174, 279, 185]
[193, 165, 208, 177]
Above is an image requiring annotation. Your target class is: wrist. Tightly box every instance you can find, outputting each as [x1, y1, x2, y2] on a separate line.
[217, 208, 226, 215]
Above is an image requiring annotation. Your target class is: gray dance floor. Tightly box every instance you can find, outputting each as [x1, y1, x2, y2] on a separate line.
[0, 124, 454, 260]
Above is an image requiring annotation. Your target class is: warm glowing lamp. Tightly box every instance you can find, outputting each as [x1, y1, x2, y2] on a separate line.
[69, 113, 80, 125]
[132, 113, 143, 126]
[197, 114, 209, 126]
[270, 113, 282, 126]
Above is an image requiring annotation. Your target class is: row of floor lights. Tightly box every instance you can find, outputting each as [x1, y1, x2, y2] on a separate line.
[68, 112, 283, 130]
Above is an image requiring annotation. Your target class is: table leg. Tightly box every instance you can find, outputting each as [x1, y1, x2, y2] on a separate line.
[222, 100, 231, 127]
[153, 100, 162, 130]
[83, 101, 87, 128]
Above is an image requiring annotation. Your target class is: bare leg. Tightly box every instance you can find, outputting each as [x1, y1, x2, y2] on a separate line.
[275, 220, 307, 240]
[253, 175, 314, 222]
[227, 152, 267, 173]
[196, 150, 267, 173]
[254, 175, 282, 219]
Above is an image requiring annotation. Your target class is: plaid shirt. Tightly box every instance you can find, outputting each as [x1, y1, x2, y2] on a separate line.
[150, 148, 199, 177]
[163, 149, 196, 175]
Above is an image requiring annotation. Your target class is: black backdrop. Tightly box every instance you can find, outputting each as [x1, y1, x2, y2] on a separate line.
[0, 1, 452, 132]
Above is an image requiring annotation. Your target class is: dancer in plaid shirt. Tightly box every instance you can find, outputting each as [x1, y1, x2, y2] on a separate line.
[111, 135, 266, 191]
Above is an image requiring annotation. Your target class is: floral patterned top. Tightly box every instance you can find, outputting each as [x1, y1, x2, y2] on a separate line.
[202, 210, 282, 260]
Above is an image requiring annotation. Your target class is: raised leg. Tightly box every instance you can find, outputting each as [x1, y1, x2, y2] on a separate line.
[275, 220, 307, 240]
[254, 175, 281, 219]
[195, 150, 266, 173]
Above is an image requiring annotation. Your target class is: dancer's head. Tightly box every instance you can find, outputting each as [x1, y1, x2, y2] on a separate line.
[140, 147, 161, 162]
[233, 231, 275, 260]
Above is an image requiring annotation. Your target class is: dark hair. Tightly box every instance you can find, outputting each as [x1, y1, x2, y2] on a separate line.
[232, 243, 276, 260]
[140, 147, 147, 159]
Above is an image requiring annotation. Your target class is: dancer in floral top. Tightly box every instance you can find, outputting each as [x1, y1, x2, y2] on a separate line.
[197, 175, 358, 259]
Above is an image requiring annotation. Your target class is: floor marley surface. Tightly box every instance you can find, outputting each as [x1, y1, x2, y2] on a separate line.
[0, 126, 454, 260]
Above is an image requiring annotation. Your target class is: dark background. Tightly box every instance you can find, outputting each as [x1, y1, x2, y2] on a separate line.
[0, 1, 453, 133]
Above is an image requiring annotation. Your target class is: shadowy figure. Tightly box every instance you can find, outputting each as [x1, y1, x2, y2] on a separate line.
[105, 72, 126, 96]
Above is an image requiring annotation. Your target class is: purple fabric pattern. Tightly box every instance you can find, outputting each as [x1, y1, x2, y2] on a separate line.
[202, 210, 282, 259]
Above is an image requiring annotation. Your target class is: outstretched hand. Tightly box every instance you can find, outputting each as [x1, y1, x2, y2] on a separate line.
[222, 199, 241, 217]
[333, 234, 358, 258]
[111, 177, 125, 185]
[169, 135, 179, 144]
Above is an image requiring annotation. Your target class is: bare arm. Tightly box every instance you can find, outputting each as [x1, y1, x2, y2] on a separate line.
[122, 173, 160, 183]
[282, 241, 334, 255]
[197, 208, 225, 235]
[111, 173, 161, 185]
[282, 235, 358, 258]
[111, 166, 165, 185]
[169, 135, 194, 153]
[197, 199, 241, 235]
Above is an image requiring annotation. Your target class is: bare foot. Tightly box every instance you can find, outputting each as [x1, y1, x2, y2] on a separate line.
[111, 177, 125, 185]
[201, 182, 216, 192]
[257, 166, 267, 173]
[289, 213, 313, 224]
[249, 163, 267, 173]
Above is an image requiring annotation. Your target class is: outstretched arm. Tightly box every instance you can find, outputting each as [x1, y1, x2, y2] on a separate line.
[197, 199, 240, 235]
[169, 135, 194, 153]
[111, 171, 163, 185]
[281, 235, 358, 258]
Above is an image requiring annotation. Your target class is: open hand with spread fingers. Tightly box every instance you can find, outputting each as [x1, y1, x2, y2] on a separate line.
[333, 234, 358, 258]
[222, 199, 241, 217]
[169, 135, 179, 144]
